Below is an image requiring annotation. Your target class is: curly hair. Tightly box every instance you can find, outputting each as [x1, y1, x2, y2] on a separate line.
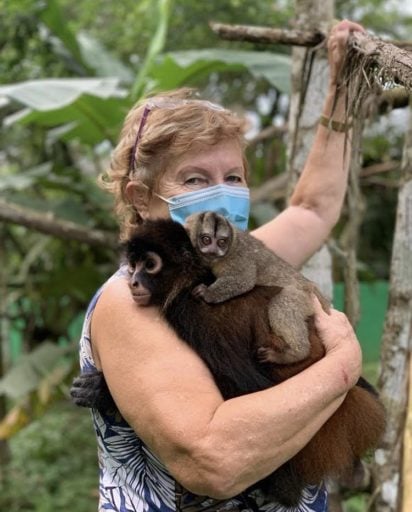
[100, 88, 249, 240]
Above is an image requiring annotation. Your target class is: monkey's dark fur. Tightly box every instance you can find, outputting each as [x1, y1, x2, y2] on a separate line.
[71, 219, 386, 507]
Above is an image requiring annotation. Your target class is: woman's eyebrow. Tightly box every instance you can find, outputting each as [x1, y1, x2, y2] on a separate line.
[177, 166, 209, 174]
[178, 165, 244, 174]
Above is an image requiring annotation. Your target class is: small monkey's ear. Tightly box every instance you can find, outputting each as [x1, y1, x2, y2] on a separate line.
[125, 181, 150, 220]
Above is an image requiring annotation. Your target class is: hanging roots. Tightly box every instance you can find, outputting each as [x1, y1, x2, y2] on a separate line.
[338, 32, 412, 122]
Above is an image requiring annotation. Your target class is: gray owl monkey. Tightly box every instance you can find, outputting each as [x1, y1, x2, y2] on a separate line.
[185, 211, 330, 364]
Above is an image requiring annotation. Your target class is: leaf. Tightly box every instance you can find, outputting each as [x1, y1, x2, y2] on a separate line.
[1, 81, 128, 145]
[39, 0, 87, 71]
[0, 404, 30, 440]
[77, 32, 134, 83]
[131, 0, 173, 99]
[0, 163, 52, 192]
[0, 78, 125, 112]
[154, 49, 291, 93]
[0, 343, 69, 400]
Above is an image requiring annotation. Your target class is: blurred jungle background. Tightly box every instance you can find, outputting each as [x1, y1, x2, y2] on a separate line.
[0, 0, 411, 511]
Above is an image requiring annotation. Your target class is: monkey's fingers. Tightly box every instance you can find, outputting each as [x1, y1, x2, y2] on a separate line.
[70, 387, 99, 407]
[72, 372, 104, 388]
[192, 283, 208, 300]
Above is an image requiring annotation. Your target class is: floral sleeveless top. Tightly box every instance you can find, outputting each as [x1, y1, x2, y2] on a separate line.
[79, 267, 328, 512]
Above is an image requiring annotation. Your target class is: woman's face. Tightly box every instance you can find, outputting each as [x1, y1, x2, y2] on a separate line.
[146, 138, 247, 220]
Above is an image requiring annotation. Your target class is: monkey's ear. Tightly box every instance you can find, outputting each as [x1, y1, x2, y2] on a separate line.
[125, 181, 150, 220]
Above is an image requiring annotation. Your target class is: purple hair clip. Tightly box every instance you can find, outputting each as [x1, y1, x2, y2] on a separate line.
[128, 104, 152, 174]
[127, 98, 227, 174]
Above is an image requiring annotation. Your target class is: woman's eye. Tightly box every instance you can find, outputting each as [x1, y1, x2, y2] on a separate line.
[185, 177, 208, 186]
[225, 175, 243, 184]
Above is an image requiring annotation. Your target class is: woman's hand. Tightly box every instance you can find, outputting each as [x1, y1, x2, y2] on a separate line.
[327, 19, 366, 88]
[312, 296, 362, 390]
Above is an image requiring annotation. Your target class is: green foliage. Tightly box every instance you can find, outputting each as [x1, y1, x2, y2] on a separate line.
[59, 0, 293, 62]
[343, 494, 369, 512]
[0, 403, 98, 512]
[0, 0, 77, 82]
[160, 49, 290, 92]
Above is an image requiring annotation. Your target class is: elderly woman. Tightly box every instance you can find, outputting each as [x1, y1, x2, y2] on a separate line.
[79, 20, 365, 512]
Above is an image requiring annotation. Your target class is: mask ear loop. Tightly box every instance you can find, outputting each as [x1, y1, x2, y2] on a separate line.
[139, 182, 172, 204]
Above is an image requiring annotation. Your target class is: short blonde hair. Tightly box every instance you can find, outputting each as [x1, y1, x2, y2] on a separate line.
[100, 88, 248, 240]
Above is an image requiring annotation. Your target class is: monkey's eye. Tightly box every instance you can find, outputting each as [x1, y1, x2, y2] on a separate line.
[127, 265, 134, 275]
[200, 235, 212, 246]
[217, 238, 228, 248]
[145, 258, 156, 271]
[143, 252, 162, 274]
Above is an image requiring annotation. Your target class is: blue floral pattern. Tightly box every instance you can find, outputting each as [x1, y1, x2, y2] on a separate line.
[79, 268, 328, 511]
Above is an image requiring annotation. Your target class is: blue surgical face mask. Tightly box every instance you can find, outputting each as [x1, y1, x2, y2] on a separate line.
[154, 184, 250, 231]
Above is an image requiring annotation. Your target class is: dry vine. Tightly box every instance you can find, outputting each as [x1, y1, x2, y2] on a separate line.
[340, 32, 412, 123]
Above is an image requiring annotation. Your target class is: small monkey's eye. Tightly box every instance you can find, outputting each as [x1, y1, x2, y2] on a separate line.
[217, 238, 227, 248]
[200, 235, 212, 246]
[127, 265, 134, 275]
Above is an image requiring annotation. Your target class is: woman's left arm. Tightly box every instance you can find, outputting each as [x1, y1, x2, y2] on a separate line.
[252, 20, 365, 268]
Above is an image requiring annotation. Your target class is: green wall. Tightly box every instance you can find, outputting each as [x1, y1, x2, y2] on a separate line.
[333, 281, 388, 364]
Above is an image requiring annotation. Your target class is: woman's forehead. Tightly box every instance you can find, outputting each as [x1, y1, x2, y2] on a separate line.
[167, 139, 244, 176]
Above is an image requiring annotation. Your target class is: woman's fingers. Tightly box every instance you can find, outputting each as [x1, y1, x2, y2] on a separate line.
[327, 19, 366, 85]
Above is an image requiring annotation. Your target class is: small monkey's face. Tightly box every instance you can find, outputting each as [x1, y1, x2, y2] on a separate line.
[186, 211, 234, 261]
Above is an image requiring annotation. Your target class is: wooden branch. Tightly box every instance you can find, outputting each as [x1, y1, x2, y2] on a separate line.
[341, 118, 365, 328]
[351, 31, 412, 91]
[387, 40, 412, 51]
[379, 88, 411, 112]
[360, 160, 400, 177]
[210, 22, 324, 47]
[247, 124, 287, 148]
[0, 199, 117, 249]
[250, 172, 288, 203]
[210, 22, 412, 52]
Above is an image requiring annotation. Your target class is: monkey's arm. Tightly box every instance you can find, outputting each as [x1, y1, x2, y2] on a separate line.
[194, 266, 257, 303]
[91, 277, 361, 499]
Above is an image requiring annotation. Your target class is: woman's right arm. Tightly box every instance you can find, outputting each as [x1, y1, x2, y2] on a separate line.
[91, 278, 362, 499]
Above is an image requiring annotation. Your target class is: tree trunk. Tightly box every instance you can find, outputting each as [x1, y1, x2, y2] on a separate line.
[340, 118, 365, 328]
[286, 0, 334, 302]
[403, 359, 412, 512]
[371, 101, 412, 512]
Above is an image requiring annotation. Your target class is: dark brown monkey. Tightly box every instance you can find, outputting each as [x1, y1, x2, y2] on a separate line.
[71, 218, 385, 507]
[185, 211, 330, 364]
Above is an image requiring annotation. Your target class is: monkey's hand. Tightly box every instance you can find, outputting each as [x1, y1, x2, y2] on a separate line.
[257, 344, 307, 365]
[192, 283, 209, 300]
[70, 371, 116, 412]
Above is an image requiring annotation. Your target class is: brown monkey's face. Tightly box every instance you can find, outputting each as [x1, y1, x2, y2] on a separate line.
[186, 211, 234, 260]
[128, 251, 163, 306]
